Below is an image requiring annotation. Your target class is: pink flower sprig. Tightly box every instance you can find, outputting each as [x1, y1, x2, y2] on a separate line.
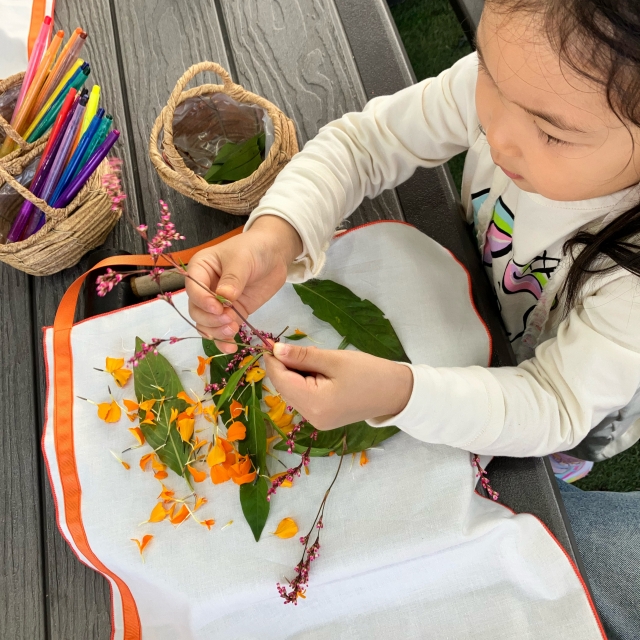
[96, 198, 274, 354]
[96, 268, 122, 297]
[277, 432, 346, 604]
[101, 158, 126, 213]
[136, 200, 185, 256]
[267, 434, 315, 502]
[472, 454, 499, 501]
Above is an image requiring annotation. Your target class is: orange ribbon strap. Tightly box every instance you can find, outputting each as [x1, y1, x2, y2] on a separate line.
[51, 227, 242, 638]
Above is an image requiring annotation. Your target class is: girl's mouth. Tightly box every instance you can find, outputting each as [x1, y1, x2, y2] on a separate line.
[498, 164, 524, 181]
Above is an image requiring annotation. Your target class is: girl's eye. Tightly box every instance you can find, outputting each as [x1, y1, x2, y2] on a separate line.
[537, 126, 570, 147]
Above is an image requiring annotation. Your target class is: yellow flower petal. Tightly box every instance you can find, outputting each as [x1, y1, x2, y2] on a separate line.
[148, 502, 169, 523]
[177, 417, 195, 442]
[98, 400, 121, 423]
[360, 450, 369, 466]
[272, 517, 298, 539]
[139, 399, 157, 412]
[245, 367, 266, 384]
[207, 440, 226, 467]
[128, 427, 145, 446]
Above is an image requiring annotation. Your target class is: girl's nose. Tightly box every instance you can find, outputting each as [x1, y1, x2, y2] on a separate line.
[485, 107, 521, 158]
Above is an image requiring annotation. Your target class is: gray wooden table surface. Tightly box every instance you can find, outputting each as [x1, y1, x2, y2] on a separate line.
[0, 1, 585, 637]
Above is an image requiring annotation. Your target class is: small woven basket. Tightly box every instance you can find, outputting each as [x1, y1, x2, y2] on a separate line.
[0, 146, 121, 276]
[0, 72, 49, 165]
[149, 62, 298, 216]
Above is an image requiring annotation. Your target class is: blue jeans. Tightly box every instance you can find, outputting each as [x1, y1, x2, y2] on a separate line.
[558, 481, 640, 640]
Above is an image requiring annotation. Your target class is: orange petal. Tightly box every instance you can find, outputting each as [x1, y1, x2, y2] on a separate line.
[264, 395, 281, 409]
[177, 391, 196, 405]
[197, 355, 213, 377]
[154, 469, 168, 480]
[272, 517, 298, 539]
[267, 400, 286, 423]
[157, 484, 175, 501]
[140, 453, 155, 471]
[123, 399, 139, 412]
[140, 410, 155, 425]
[201, 519, 215, 530]
[98, 400, 121, 423]
[202, 405, 219, 423]
[139, 399, 157, 412]
[207, 440, 226, 467]
[231, 471, 256, 485]
[270, 471, 293, 488]
[274, 413, 293, 429]
[222, 451, 237, 469]
[239, 355, 254, 367]
[194, 496, 207, 511]
[169, 407, 179, 424]
[188, 465, 207, 483]
[177, 417, 195, 443]
[294, 329, 306, 336]
[112, 368, 132, 388]
[131, 534, 153, 557]
[193, 437, 208, 451]
[360, 450, 369, 466]
[148, 502, 168, 523]
[226, 422, 246, 442]
[229, 400, 244, 419]
[210, 464, 231, 484]
[304, 465, 310, 476]
[245, 367, 265, 384]
[170, 504, 190, 525]
[128, 427, 145, 446]
[126, 412, 137, 422]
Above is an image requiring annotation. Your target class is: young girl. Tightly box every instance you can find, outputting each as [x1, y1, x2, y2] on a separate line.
[187, 0, 639, 635]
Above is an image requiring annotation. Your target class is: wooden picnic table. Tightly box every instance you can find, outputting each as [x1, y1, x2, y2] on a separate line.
[0, 1, 589, 637]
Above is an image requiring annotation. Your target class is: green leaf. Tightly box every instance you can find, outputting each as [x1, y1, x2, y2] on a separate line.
[214, 353, 261, 411]
[240, 476, 270, 541]
[133, 337, 190, 477]
[202, 338, 233, 381]
[203, 133, 266, 184]
[293, 280, 409, 362]
[284, 332, 307, 341]
[273, 420, 399, 456]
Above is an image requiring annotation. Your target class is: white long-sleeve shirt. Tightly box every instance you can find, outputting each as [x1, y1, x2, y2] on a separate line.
[246, 52, 640, 459]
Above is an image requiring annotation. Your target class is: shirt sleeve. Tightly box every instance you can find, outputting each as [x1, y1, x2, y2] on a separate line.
[245, 53, 480, 282]
[369, 272, 640, 457]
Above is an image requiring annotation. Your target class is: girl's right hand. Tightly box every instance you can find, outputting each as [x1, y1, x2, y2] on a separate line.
[186, 215, 303, 353]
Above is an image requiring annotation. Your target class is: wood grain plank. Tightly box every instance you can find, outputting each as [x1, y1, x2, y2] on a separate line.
[111, 0, 245, 245]
[0, 266, 46, 640]
[219, 0, 403, 226]
[31, 1, 147, 638]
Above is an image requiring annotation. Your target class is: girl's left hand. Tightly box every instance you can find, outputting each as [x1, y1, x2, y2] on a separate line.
[263, 343, 413, 430]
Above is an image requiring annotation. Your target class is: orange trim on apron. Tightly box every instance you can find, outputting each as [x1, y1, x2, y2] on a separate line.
[51, 228, 243, 638]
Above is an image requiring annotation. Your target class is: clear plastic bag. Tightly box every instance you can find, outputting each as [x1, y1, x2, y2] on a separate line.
[0, 83, 21, 146]
[170, 93, 274, 177]
[0, 155, 38, 244]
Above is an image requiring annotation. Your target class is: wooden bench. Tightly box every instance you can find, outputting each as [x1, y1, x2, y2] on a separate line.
[0, 1, 588, 637]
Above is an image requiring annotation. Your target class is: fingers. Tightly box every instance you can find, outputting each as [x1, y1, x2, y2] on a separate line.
[186, 257, 225, 315]
[263, 353, 309, 403]
[215, 255, 254, 303]
[271, 343, 334, 375]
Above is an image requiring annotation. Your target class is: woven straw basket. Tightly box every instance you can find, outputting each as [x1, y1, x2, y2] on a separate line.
[0, 72, 50, 165]
[0, 145, 121, 276]
[149, 62, 298, 216]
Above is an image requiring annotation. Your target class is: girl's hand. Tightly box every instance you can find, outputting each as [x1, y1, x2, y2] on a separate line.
[264, 343, 413, 430]
[186, 216, 303, 353]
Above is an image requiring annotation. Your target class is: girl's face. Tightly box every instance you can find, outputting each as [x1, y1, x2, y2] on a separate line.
[475, 6, 640, 201]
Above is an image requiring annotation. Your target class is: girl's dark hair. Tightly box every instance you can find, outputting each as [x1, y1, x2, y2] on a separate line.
[488, 0, 640, 312]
